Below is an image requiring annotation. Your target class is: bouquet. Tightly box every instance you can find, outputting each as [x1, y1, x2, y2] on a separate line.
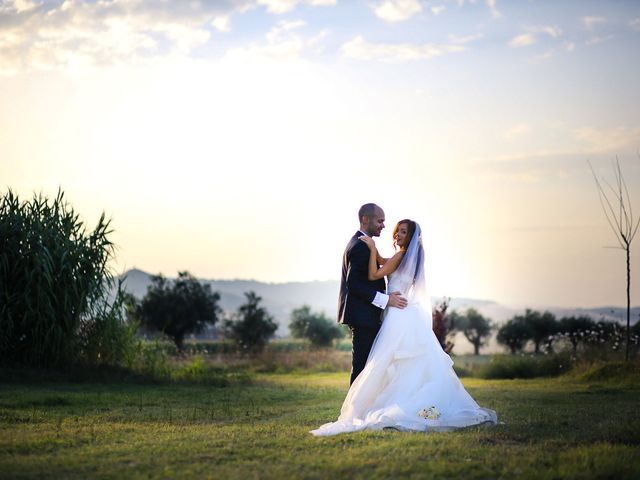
[418, 406, 441, 420]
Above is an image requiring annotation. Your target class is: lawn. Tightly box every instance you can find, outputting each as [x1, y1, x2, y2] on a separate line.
[1, 367, 639, 479]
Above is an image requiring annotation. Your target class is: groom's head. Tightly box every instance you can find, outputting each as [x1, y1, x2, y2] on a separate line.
[359, 203, 385, 237]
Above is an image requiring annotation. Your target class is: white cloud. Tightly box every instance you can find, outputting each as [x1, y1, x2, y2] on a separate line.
[340, 36, 466, 62]
[256, 0, 336, 14]
[224, 20, 328, 62]
[486, 0, 500, 19]
[585, 35, 613, 46]
[508, 33, 536, 47]
[373, 0, 422, 23]
[531, 25, 562, 38]
[431, 5, 446, 16]
[574, 125, 640, 153]
[257, 0, 298, 14]
[582, 16, 606, 30]
[0, 1, 248, 73]
[508, 26, 561, 49]
[630, 18, 640, 31]
[448, 33, 483, 44]
[504, 123, 531, 139]
[211, 16, 231, 33]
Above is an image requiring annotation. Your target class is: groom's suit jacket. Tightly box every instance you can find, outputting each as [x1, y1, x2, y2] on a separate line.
[338, 232, 387, 329]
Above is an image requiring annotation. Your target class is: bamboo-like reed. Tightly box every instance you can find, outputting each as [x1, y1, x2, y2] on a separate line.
[0, 188, 135, 368]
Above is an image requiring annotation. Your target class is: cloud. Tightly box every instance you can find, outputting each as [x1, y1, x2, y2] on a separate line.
[486, 0, 500, 19]
[224, 19, 328, 61]
[0, 0, 252, 73]
[508, 33, 536, 47]
[504, 123, 531, 139]
[573, 125, 640, 153]
[256, 0, 336, 14]
[340, 36, 467, 62]
[508, 26, 561, 48]
[373, 0, 422, 23]
[212, 16, 231, 33]
[630, 18, 640, 31]
[431, 5, 446, 16]
[448, 33, 483, 44]
[582, 16, 606, 30]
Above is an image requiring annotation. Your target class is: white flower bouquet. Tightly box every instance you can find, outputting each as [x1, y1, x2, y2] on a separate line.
[418, 406, 440, 420]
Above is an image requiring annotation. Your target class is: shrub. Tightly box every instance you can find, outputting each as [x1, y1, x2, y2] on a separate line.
[223, 291, 278, 353]
[478, 352, 573, 379]
[289, 305, 344, 347]
[0, 189, 136, 368]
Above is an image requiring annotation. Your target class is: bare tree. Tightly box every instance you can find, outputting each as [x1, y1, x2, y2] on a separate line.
[588, 157, 639, 361]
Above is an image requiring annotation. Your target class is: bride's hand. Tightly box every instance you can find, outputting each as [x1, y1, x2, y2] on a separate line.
[359, 236, 376, 250]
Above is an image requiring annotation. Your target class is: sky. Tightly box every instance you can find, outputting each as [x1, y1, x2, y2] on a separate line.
[1, 0, 640, 309]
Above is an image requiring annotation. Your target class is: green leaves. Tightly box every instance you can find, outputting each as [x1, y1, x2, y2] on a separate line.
[0, 188, 134, 368]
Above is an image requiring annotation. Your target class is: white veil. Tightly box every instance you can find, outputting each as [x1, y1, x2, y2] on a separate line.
[388, 222, 430, 310]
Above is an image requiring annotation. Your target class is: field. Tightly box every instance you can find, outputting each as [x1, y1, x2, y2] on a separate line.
[1, 362, 639, 479]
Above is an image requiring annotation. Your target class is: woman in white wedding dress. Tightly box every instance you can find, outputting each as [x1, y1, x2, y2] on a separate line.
[311, 220, 498, 436]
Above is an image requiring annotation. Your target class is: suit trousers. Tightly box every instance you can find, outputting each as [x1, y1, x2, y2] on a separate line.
[349, 324, 380, 385]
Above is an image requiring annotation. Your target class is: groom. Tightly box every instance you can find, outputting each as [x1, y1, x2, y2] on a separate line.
[339, 203, 407, 385]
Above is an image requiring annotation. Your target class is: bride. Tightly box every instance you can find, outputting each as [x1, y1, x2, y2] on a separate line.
[311, 219, 498, 436]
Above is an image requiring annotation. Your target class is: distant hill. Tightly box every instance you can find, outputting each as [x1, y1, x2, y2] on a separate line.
[119, 268, 639, 353]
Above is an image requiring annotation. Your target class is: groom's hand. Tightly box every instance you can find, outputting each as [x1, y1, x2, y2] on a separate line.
[388, 292, 408, 309]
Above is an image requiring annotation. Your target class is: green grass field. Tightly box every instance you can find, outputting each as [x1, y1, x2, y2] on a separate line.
[1, 366, 639, 479]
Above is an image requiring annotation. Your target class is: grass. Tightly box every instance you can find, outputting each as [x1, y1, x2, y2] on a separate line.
[1, 365, 639, 479]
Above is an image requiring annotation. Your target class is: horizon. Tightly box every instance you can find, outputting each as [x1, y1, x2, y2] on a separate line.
[2, 0, 640, 308]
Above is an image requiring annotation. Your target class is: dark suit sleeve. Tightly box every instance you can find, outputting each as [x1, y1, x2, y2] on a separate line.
[346, 242, 383, 304]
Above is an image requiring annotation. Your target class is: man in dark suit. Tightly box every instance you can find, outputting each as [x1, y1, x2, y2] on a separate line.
[339, 203, 408, 385]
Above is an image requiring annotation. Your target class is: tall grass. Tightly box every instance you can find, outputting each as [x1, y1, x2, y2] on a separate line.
[0, 189, 135, 368]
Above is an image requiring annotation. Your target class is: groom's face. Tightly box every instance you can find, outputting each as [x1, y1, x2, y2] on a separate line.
[367, 208, 385, 237]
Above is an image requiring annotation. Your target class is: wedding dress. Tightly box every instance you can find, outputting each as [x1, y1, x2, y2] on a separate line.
[311, 224, 498, 436]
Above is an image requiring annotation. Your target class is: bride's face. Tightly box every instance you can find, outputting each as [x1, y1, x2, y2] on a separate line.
[394, 223, 409, 248]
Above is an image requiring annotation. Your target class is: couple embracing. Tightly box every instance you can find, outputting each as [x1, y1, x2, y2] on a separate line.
[311, 203, 498, 436]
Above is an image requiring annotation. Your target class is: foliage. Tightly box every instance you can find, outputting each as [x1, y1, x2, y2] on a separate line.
[496, 317, 532, 354]
[478, 352, 573, 379]
[450, 308, 492, 355]
[136, 271, 221, 352]
[522, 309, 558, 353]
[223, 291, 278, 353]
[432, 297, 454, 353]
[557, 316, 597, 353]
[0, 189, 136, 368]
[289, 305, 344, 347]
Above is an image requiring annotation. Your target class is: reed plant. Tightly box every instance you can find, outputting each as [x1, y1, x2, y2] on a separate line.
[0, 189, 136, 368]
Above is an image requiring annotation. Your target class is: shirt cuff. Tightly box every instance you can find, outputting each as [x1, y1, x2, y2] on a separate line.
[372, 292, 389, 310]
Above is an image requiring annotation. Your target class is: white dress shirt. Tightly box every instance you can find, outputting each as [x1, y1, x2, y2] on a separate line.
[358, 230, 389, 310]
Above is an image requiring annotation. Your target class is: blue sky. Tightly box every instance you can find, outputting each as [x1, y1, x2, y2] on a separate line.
[1, 0, 639, 308]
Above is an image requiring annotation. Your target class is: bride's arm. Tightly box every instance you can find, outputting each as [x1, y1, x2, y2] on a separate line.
[359, 237, 404, 281]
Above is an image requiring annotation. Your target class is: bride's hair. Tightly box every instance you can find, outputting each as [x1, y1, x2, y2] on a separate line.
[393, 219, 416, 250]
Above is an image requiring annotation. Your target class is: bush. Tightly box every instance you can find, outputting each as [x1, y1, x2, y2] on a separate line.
[289, 305, 344, 347]
[0, 189, 136, 368]
[478, 352, 573, 379]
[223, 291, 278, 353]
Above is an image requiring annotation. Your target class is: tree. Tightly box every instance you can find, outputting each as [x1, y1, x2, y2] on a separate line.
[224, 291, 278, 353]
[455, 308, 492, 355]
[522, 309, 559, 353]
[289, 305, 343, 347]
[432, 298, 454, 353]
[558, 316, 596, 354]
[589, 157, 639, 361]
[137, 271, 221, 352]
[497, 317, 532, 354]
